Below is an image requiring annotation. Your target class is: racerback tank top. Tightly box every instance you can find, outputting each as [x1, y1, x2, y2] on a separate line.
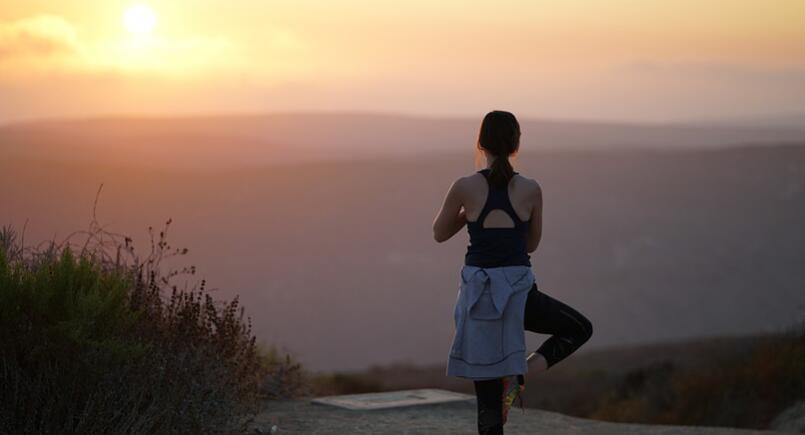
[464, 169, 531, 268]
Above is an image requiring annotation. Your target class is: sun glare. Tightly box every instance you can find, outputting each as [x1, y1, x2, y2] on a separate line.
[123, 4, 157, 35]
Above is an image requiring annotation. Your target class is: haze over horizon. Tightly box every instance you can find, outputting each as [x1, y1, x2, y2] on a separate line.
[5, 109, 805, 129]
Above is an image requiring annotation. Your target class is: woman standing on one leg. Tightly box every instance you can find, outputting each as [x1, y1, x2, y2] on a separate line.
[433, 110, 593, 435]
[474, 283, 594, 433]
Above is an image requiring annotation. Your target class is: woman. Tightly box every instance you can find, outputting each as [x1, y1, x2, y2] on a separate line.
[432, 110, 594, 435]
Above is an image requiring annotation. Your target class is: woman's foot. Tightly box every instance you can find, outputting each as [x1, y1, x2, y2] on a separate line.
[500, 375, 525, 424]
[527, 351, 548, 372]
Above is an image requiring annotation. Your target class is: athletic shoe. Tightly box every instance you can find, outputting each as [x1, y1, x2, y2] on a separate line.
[501, 374, 525, 424]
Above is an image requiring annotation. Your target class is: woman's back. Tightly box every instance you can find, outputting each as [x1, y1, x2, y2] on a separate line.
[462, 169, 540, 268]
[462, 170, 536, 225]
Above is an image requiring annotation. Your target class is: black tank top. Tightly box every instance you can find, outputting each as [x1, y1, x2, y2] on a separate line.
[464, 169, 531, 268]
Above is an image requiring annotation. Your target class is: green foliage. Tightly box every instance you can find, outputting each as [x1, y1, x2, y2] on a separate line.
[0, 208, 308, 435]
[0, 246, 146, 370]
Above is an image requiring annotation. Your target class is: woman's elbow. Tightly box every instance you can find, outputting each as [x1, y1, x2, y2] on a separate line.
[432, 225, 444, 243]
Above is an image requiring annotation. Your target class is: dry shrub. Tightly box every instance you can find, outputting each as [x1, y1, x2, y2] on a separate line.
[590, 326, 805, 429]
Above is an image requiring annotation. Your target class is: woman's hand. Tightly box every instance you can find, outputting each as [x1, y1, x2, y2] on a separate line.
[457, 207, 467, 223]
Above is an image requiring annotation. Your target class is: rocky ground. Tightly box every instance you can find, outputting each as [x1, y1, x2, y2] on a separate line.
[247, 398, 796, 435]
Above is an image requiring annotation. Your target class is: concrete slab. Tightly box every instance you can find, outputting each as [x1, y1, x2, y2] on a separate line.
[310, 388, 475, 410]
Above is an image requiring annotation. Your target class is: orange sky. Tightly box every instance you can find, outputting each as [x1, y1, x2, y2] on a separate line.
[1, 0, 804, 123]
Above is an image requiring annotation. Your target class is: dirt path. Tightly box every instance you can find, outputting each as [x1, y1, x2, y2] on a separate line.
[247, 398, 794, 435]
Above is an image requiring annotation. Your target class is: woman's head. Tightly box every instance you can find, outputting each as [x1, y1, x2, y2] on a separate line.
[476, 110, 521, 188]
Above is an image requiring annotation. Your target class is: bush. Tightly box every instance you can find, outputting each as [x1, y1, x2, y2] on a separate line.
[0, 195, 307, 434]
[590, 327, 805, 429]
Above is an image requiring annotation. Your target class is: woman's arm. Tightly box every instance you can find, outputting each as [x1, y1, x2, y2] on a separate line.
[526, 182, 543, 253]
[433, 178, 467, 243]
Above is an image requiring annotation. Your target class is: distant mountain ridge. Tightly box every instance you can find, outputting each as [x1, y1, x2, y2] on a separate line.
[2, 112, 805, 169]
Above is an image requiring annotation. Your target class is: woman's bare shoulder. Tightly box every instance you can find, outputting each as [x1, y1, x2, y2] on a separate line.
[514, 173, 542, 194]
[453, 172, 486, 189]
[443, 173, 483, 202]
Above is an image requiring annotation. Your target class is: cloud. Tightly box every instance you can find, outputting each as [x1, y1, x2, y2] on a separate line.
[0, 15, 83, 60]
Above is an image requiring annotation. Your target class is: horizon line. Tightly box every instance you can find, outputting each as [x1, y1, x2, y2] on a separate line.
[4, 108, 805, 130]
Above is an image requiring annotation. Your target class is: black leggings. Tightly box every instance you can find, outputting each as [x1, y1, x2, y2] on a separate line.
[473, 282, 593, 435]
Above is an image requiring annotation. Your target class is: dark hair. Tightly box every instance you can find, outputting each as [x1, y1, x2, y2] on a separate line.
[477, 110, 521, 189]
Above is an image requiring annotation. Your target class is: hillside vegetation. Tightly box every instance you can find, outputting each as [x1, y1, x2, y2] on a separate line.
[0, 209, 309, 435]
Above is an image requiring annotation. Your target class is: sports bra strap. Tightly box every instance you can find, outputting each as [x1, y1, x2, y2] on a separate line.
[476, 169, 526, 226]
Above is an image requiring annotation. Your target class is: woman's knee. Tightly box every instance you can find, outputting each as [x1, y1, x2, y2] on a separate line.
[565, 309, 593, 344]
[577, 314, 593, 344]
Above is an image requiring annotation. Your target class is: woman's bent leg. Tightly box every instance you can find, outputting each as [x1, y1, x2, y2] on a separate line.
[523, 283, 593, 369]
[474, 378, 504, 435]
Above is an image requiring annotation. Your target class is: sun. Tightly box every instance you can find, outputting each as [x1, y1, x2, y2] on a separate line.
[123, 4, 157, 35]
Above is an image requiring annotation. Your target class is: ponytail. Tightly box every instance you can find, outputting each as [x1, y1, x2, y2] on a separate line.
[487, 154, 514, 189]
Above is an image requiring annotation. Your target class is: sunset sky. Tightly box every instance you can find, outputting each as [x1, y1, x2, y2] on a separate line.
[1, 0, 804, 124]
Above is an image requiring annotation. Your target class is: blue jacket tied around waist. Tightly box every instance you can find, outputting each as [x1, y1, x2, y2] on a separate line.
[446, 264, 535, 380]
